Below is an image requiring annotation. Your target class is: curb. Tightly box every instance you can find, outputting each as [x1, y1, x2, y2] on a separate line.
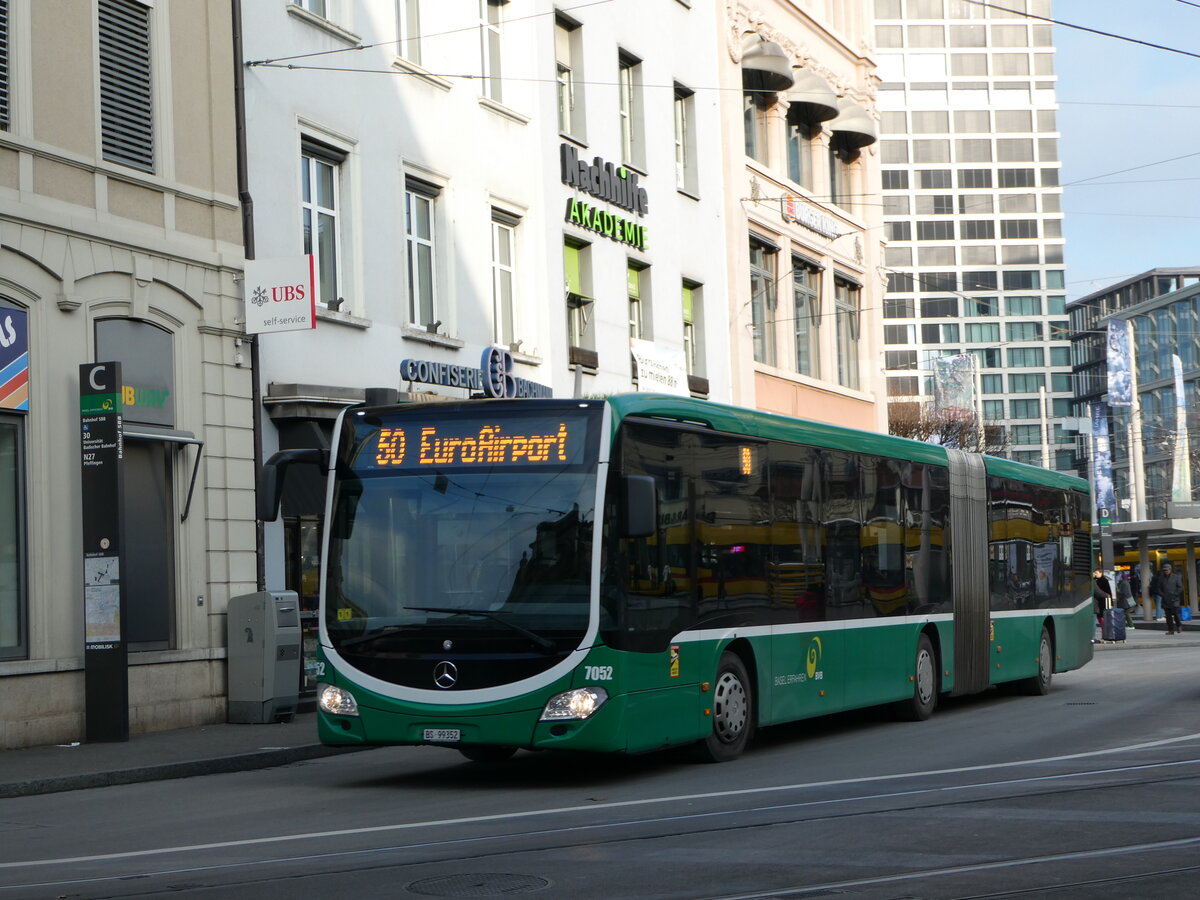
[0, 744, 365, 800]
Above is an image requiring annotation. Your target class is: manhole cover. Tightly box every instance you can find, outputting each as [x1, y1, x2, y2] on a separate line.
[407, 873, 550, 897]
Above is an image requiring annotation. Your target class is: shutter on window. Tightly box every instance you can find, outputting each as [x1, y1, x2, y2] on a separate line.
[0, 0, 10, 131]
[99, 0, 153, 172]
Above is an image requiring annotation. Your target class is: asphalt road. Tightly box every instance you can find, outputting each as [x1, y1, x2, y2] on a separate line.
[3, 643, 1199, 899]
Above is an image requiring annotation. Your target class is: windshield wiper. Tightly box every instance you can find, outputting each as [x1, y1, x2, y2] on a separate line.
[405, 606, 558, 654]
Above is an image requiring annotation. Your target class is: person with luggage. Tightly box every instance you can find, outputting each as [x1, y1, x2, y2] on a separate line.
[1160, 563, 1185, 635]
[1115, 572, 1137, 630]
[1093, 567, 1116, 642]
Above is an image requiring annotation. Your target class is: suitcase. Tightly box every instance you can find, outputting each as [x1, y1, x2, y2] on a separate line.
[1102, 606, 1126, 642]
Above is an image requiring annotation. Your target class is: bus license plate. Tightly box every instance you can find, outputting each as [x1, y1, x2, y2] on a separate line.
[423, 728, 461, 743]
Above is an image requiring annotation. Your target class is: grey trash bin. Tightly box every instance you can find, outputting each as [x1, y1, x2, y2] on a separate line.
[227, 590, 301, 723]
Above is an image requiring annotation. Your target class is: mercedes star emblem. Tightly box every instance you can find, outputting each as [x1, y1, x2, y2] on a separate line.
[433, 660, 458, 689]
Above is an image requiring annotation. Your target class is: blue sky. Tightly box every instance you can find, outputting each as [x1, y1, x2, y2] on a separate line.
[1055, 1, 1200, 299]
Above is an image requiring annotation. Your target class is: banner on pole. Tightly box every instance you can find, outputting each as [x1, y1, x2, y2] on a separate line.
[1106, 319, 1132, 407]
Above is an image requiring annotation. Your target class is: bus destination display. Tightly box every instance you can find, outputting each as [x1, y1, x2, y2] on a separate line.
[363, 417, 587, 470]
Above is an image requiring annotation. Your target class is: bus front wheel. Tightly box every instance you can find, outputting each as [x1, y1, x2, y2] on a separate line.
[693, 652, 754, 763]
[895, 633, 937, 722]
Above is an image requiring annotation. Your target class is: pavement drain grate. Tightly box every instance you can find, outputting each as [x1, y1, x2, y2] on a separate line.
[407, 873, 551, 897]
[1066, 701, 1098, 706]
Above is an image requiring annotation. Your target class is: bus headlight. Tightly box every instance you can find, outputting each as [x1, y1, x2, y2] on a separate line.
[540, 686, 608, 721]
[317, 683, 359, 717]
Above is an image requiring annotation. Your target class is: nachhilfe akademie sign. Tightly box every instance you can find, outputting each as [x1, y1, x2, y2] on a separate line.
[561, 144, 649, 250]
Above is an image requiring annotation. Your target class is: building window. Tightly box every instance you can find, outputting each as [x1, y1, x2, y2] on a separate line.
[793, 258, 820, 377]
[1007, 322, 1042, 342]
[682, 280, 703, 376]
[834, 274, 861, 389]
[627, 261, 649, 341]
[829, 146, 854, 208]
[885, 324, 916, 344]
[564, 239, 594, 356]
[886, 273, 915, 294]
[397, 0, 421, 63]
[983, 399, 1004, 419]
[966, 322, 1000, 343]
[619, 51, 644, 169]
[1009, 373, 1045, 393]
[1008, 347, 1044, 367]
[882, 170, 909, 190]
[491, 211, 518, 346]
[556, 16, 582, 137]
[998, 168, 1036, 187]
[0, 0, 9, 131]
[0, 411, 23, 660]
[920, 272, 957, 293]
[886, 222, 912, 241]
[479, 0, 504, 103]
[886, 350, 918, 370]
[960, 220, 995, 240]
[743, 91, 769, 163]
[404, 177, 440, 329]
[295, 0, 329, 16]
[964, 296, 998, 316]
[885, 297, 915, 318]
[1050, 346, 1071, 367]
[1012, 424, 1042, 445]
[1003, 270, 1041, 290]
[981, 374, 1003, 394]
[917, 169, 952, 189]
[917, 221, 955, 241]
[749, 238, 777, 366]
[921, 297, 958, 318]
[1010, 399, 1039, 419]
[674, 84, 696, 193]
[301, 139, 346, 310]
[99, 0, 154, 172]
[1001, 219, 1039, 240]
[969, 347, 1001, 368]
[787, 111, 815, 189]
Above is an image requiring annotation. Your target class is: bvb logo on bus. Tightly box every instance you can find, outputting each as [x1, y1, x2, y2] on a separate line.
[806, 636, 823, 680]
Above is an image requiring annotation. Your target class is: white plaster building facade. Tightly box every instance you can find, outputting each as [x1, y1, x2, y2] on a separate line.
[242, 2, 732, 647]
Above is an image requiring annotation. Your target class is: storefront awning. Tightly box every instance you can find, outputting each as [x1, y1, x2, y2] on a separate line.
[829, 98, 878, 149]
[786, 70, 839, 123]
[741, 36, 794, 94]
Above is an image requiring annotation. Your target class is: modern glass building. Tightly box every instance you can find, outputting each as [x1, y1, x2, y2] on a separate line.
[872, 0, 1072, 469]
[1069, 269, 1200, 521]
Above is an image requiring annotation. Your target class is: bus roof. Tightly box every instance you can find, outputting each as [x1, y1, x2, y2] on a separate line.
[605, 393, 1089, 494]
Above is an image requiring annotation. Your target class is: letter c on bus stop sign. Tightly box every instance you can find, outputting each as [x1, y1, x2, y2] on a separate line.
[89, 365, 105, 391]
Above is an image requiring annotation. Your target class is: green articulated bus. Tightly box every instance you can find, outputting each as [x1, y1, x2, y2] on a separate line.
[259, 394, 1094, 763]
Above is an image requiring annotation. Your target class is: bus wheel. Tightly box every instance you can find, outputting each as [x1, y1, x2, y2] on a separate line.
[895, 634, 937, 722]
[693, 652, 753, 763]
[458, 745, 518, 763]
[1017, 627, 1053, 696]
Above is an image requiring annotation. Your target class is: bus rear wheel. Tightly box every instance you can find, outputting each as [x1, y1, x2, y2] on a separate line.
[458, 745, 518, 763]
[1017, 626, 1053, 696]
[895, 633, 937, 722]
[693, 652, 753, 763]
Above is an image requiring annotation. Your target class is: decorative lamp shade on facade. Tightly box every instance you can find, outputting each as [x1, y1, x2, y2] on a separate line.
[828, 98, 878, 150]
[741, 36, 795, 94]
[786, 70, 839, 124]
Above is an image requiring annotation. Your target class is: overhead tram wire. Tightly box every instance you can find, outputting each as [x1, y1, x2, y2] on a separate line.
[244, 0, 616, 67]
[962, 0, 1200, 60]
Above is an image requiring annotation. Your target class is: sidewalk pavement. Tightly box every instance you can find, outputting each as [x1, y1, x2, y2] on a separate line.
[0, 711, 365, 799]
[3, 619, 1198, 800]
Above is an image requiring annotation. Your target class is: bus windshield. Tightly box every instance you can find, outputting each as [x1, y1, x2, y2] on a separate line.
[324, 402, 601, 690]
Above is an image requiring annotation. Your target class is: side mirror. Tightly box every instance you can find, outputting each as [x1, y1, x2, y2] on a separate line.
[257, 448, 327, 521]
[621, 475, 658, 538]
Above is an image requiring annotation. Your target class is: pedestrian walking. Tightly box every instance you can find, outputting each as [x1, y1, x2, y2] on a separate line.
[1150, 567, 1164, 621]
[1160, 563, 1185, 635]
